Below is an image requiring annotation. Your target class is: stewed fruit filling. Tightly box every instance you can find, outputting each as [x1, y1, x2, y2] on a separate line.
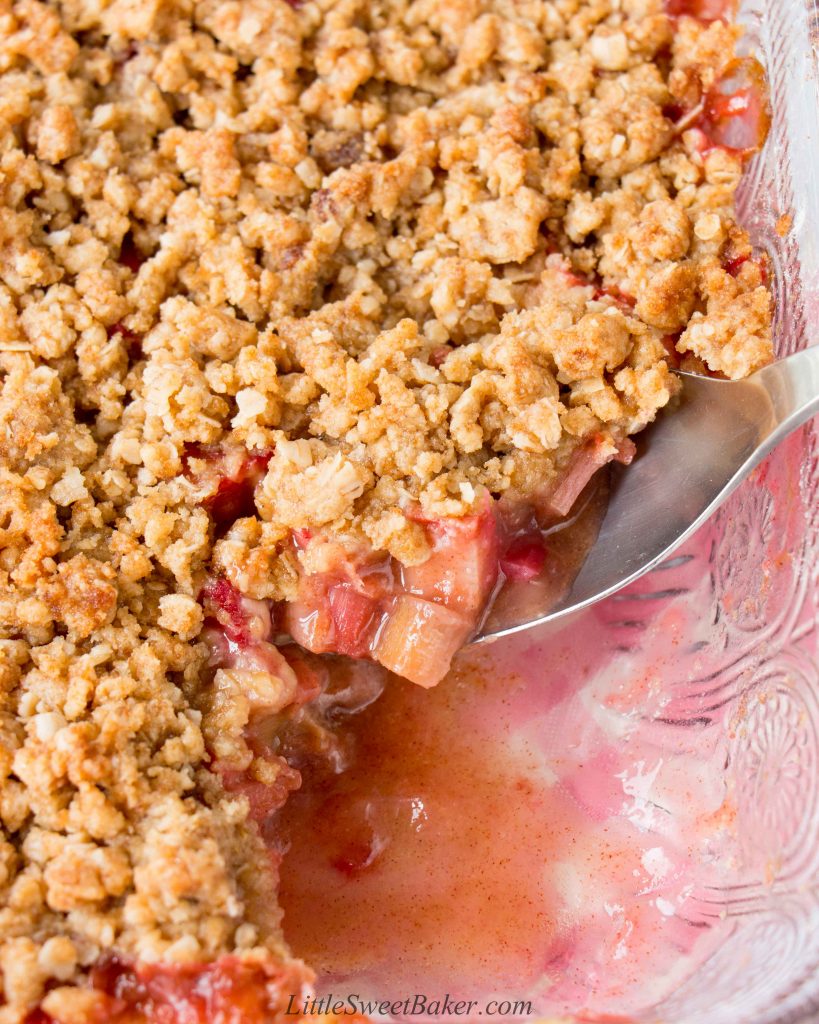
[195, 433, 637, 689]
[26, 956, 309, 1024]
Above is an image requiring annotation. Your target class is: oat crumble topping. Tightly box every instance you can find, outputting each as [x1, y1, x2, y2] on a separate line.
[0, 0, 771, 1018]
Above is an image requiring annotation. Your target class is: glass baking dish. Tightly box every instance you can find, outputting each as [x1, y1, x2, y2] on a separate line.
[286, 1, 819, 1020]
[644, 0, 819, 1017]
[535, 0, 819, 1016]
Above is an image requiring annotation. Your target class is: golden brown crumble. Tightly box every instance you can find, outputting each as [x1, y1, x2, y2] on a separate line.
[0, 0, 771, 1018]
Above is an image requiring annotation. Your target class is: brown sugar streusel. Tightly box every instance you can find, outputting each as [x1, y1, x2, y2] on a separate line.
[0, 0, 771, 1019]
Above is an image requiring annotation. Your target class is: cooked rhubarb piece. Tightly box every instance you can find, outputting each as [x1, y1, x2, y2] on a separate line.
[217, 750, 302, 825]
[201, 578, 300, 703]
[541, 436, 636, 519]
[665, 0, 735, 21]
[199, 579, 305, 826]
[327, 584, 381, 656]
[555, 262, 636, 312]
[201, 576, 273, 646]
[24, 955, 307, 1024]
[372, 595, 473, 687]
[118, 231, 145, 273]
[700, 58, 771, 155]
[499, 532, 549, 582]
[401, 503, 500, 620]
[591, 284, 636, 312]
[283, 551, 393, 660]
[203, 618, 298, 690]
[283, 502, 501, 686]
[184, 444, 273, 526]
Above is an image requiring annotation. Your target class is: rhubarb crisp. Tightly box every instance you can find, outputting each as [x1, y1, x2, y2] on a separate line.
[0, 0, 772, 1019]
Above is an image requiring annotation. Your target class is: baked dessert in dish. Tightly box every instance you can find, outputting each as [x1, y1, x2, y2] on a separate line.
[0, 0, 772, 1019]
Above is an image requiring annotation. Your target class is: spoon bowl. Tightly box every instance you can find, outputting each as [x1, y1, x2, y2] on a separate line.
[477, 345, 819, 643]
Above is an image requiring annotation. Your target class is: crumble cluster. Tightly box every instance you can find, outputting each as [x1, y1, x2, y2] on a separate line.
[0, 0, 772, 1019]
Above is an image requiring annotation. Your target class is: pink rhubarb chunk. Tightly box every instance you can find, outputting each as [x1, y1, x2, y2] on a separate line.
[184, 443, 272, 526]
[401, 502, 500, 619]
[699, 57, 771, 156]
[542, 436, 636, 518]
[372, 595, 473, 688]
[500, 532, 548, 582]
[664, 0, 735, 21]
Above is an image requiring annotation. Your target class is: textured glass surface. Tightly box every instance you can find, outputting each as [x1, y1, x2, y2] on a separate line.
[493, 1, 819, 1019]
[651, 0, 819, 1018]
[606, 0, 819, 1016]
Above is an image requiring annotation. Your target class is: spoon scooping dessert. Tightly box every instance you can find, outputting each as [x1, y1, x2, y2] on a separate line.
[477, 345, 819, 643]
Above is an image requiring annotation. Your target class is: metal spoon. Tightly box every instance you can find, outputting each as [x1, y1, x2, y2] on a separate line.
[477, 345, 819, 643]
